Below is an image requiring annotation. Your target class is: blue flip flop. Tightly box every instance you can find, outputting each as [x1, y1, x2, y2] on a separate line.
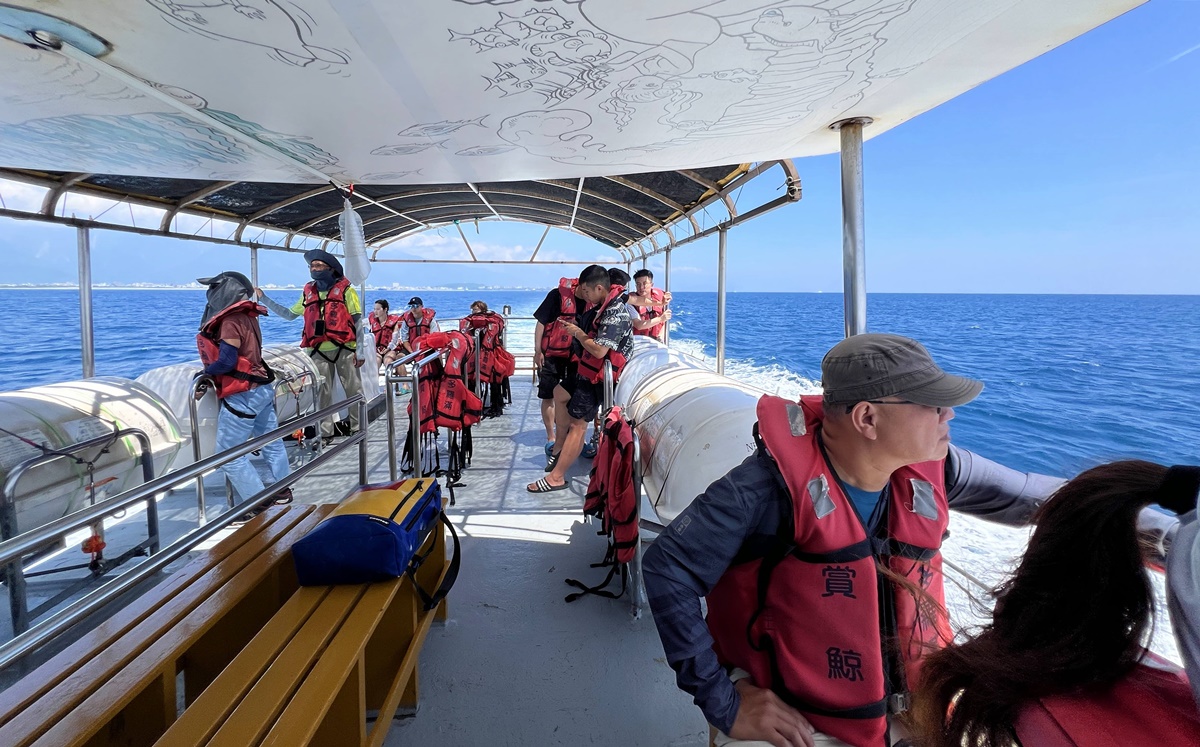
[582, 441, 597, 459]
[544, 441, 555, 456]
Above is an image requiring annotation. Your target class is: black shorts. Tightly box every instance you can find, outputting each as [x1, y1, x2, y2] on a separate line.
[537, 357, 570, 400]
[562, 375, 603, 422]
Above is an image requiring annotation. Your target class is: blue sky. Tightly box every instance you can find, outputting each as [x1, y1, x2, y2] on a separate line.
[2, 1, 1198, 294]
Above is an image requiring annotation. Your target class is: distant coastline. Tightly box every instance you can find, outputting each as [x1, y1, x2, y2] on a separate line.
[0, 284, 546, 291]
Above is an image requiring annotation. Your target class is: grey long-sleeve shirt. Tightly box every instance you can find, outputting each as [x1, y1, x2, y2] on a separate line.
[1168, 499, 1200, 710]
[642, 444, 1072, 734]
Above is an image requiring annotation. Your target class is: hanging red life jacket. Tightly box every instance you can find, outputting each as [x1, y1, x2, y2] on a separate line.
[633, 287, 666, 339]
[195, 300, 275, 399]
[1014, 658, 1200, 747]
[705, 395, 953, 747]
[576, 284, 629, 386]
[541, 278, 578, 359]
[406, 331, 482, 432]
[369, 312, 402, 353]
[402, 307, 436, 346]
[583, 406, 638, 564]
[300, 278, 356, 349]
[460, 312, 508, 384]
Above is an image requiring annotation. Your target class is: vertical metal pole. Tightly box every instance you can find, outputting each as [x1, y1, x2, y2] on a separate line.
[629, 431, 646, 619]
[625, 261, 631, 277]
[409, 367, 422, 475]
[386, 370, 398, 481]
[0, 488, 28, 634]
[716, 229, 727, 376]
[473, 330, 482, 399]
[663, 249, 672, 348]
[357, 398, 368, 485]
[833, 117, 872, 338]
[77, 227, 95, 378]
[249, 246, 259, 288]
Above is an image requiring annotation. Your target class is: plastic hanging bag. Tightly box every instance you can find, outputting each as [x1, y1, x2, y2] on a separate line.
[339, 197, 370, 286]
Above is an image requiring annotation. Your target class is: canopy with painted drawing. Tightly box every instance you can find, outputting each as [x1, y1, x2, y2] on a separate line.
[0, 0, 1143, 252]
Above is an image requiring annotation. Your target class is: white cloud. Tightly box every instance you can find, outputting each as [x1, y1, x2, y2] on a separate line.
[0, 179, 49, 213]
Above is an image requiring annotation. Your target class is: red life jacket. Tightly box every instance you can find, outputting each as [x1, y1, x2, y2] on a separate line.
[300, 278, 356, 349]
[1014, 659, 1200, 747]
[402, 307, 436, 345]
[369, 312, 402, 353]
[633, 287, 666, 339]
[576, 284, 629, 386]
[460, 312, 508, 384]
[706, 395, 952, 747]
[195, 300, 275, 399]
[406, 331, 482, 432]
[541, 278, 578, 359]
[583, 406, 638, 564]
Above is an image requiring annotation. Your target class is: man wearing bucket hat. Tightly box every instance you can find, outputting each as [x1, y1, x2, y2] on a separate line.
[257, 249, 363, 444]
[643, 333, 1175, 747]
[195, 271, 292, 519]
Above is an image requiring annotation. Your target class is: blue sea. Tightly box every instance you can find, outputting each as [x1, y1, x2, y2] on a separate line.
[2, 289, 1198, 478]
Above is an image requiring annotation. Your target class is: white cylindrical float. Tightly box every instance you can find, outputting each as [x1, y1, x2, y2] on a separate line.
[0, 377, 184, 535]
[135, 343, 324, 463]
[615, 338, 764, 524]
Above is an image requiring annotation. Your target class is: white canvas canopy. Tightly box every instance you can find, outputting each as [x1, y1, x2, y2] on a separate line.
[0, 0, 1142, 184]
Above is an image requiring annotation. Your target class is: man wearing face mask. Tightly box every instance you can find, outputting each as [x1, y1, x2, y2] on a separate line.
[257, 249, 363, 444]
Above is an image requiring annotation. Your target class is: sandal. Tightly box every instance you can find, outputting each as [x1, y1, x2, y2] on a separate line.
[581, 442, 597, 459]
[544, 452, 560, 473]
[271, 487, 294, 506]
[527, 478, 568, 493]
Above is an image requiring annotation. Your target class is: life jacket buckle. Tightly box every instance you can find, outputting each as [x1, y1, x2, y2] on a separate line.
[888, 692, 911, 714]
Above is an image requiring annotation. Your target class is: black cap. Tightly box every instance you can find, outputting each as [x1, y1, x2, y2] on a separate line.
[821, 333, 983, 408]
[408, 296, 423, 306]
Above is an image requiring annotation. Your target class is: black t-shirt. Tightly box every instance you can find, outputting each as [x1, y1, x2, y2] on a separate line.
[534, 287, 586, 326]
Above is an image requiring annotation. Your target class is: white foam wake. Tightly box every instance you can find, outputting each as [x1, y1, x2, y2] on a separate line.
[666, 337, 822, 399]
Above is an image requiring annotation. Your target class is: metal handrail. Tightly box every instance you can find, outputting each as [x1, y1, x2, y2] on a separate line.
[188, 369, 321, 526]
[188, 375, 214, 525]
[383, 350, 442, 480]
[629, 425, 646, 620]
[0, 397, 367, 672]
[602, 360, 615, 413]
[0, 395, 361, 570]
[1, 427, 156, 634]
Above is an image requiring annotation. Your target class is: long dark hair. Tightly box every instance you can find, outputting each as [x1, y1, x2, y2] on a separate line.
[912, 460, 1166, 747]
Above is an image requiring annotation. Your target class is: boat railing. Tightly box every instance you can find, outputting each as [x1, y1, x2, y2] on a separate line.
[602, 360, 614, 413]
[0, 394, 368, 665]
[1, 427, 156, 636]
[383, 349, 442, 481]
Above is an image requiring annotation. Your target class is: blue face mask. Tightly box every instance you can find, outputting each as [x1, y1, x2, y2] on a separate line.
[310, 269, 336, 290]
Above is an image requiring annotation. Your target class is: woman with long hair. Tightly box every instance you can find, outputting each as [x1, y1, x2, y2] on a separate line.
[911, 460, 1200, 746]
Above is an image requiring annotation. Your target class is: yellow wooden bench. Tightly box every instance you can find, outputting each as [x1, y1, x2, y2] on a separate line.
[0, 481, 452, 747]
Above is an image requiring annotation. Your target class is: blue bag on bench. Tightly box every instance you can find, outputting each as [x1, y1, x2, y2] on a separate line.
[292, 478, 459, 607]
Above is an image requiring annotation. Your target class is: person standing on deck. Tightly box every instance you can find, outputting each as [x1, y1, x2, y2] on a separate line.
[195, 271, 292, 519]
[628, 268, 671, 341]
[533, 274, 590, 456]
[256, 249, 363, 445]
[642, 333, 1177, 747]
[528, 265, 633, 493]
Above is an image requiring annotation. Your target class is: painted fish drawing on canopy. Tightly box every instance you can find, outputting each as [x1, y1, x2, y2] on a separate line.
[144, 0, 350, 69]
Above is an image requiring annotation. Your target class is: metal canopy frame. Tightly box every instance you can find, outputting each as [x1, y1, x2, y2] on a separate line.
[0, 158, 799, 264]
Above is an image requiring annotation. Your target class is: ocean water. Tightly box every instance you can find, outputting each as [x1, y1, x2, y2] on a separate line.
[4, 289, 1197, 478]
[1, 288, 1196, 656]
